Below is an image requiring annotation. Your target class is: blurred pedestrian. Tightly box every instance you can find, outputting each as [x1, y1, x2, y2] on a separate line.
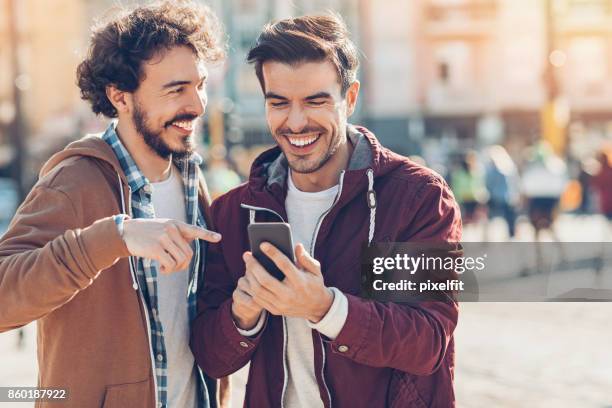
[577, 158, 595, 215]
[484, 145, 520, 239]
[591, 147, 612, 222]
[450, 150, 489, 229]
[520, 141, 568, 237]
[590, 147, 612, 274]
[519, 141, 568, 275]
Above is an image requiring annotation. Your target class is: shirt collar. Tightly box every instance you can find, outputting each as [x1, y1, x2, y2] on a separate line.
[101, 122, 202, 192]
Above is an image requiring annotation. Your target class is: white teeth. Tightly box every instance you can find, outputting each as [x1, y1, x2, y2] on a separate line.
[288, 135, 319, 147]
[173, 121, 193, 130]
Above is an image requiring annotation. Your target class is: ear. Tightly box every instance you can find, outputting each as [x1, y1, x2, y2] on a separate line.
[106, 85, 133, 115]
[345, 80, 360, 117]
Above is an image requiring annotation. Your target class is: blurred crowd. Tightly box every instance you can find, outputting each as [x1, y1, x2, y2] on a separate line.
[427, 140, 612, 243]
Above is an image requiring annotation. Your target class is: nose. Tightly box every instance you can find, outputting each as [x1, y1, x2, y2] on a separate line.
[192, 88, 207, 118]
[286, 104, 307, 133]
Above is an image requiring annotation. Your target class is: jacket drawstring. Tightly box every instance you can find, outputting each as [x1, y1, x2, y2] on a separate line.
[191, 161, 200, 295]
[117, 173, 139, 291]
[366, 168, 377, 246]
[244, 172, 376, 245]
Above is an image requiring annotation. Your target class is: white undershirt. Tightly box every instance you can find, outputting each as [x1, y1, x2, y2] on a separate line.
[283, 171, 348, 408]
[151, 165, 197, 408]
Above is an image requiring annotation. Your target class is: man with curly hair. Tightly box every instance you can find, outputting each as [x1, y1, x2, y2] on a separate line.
[0, 2, 226, 407]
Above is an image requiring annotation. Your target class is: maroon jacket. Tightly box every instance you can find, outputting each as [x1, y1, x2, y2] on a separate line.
[191, 126, 462, 407]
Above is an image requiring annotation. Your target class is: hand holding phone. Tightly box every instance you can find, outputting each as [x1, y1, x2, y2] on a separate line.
[247, 223, 295, 280]
[240, 233, 334, 323]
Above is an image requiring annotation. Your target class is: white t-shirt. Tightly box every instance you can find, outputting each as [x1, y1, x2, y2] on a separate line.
[283, 171, 348, 408]
[151, 165, 197, 408]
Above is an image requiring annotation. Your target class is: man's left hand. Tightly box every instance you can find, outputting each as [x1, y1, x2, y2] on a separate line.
[241, 243, 334, 323]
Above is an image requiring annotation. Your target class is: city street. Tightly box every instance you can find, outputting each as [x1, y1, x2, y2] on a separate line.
[2, 0, 612, 407]
[1, 214, 611, 407]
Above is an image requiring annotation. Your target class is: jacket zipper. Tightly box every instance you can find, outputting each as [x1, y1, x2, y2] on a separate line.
[308, 171, 345, 254]
[125, 183, 159, 408]
[308, 170, 345, 408]
[240, 203, 286, 223]
[189, 161, 201, 296]
[281, 316, 289, 408]
[240, 202, 289, 407]
[240, 168, 345, 408]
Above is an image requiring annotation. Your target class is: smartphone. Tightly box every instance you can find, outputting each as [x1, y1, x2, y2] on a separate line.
[247, 223, 296, 281]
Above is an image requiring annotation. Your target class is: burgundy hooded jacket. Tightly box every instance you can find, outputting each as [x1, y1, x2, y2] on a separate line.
[191, 126, 462, 407]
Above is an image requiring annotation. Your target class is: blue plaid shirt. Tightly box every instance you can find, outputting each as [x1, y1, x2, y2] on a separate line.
[102, 123, 209, 408]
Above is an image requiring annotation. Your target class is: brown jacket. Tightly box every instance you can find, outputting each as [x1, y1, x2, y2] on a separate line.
[0, 135, 212, 407]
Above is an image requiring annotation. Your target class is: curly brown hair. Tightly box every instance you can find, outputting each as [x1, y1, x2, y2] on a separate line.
[76, 1, 225, 118]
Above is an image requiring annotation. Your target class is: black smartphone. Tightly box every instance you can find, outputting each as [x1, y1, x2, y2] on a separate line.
[247, 223, 296, 281]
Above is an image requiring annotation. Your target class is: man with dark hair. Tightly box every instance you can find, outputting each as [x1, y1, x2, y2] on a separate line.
[0, 2, 226, 407]
[191, 14, 462, 407]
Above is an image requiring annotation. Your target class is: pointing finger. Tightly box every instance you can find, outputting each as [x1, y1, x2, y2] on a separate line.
[176, 222, 222, 243]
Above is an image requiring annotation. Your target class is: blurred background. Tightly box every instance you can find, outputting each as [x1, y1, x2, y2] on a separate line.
[1, 0, 612, 407]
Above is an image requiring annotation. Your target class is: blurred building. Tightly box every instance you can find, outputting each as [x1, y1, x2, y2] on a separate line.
[0, 0, 116, 182]
[0, 0, 88, 135]
[3, 0, 612, 175]
[205, 0, 361, 149]
[212, 0, 612, 159]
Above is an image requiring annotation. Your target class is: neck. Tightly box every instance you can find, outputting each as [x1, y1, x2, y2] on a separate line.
[290, 137, 353, 192]
[115, 119, 172, 183]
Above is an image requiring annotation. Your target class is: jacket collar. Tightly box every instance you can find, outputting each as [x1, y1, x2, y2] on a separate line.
[242, 124, 394, 221]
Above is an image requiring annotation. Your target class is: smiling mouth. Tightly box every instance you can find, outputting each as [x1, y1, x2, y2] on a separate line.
[171, 120, 195, 131]
[285, 133, 321, 148]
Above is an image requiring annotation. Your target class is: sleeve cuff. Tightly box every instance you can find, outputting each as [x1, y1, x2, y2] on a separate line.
[308, 287, 348, 340]
[235, 310, 267, 337]
[79, 216, 132, 275]
[113, 214, 130, 235]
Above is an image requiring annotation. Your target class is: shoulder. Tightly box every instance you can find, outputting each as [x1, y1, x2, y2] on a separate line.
[35, 156, 118, 218]
[39, 155, 112, 193]
[383, 150, 452, 200]
[210, 182, 249, 217]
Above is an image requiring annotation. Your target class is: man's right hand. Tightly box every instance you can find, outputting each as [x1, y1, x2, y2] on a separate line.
[122, 218, 221, 274]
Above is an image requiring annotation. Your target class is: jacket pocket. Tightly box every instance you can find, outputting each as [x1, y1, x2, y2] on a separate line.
[388, 371, 428, 408]
[101, 378, 150, 408]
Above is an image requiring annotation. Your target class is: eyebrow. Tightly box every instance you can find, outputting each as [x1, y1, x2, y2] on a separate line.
[264, 92, 288, 100]
[305, 92, 331, 100]
[162, 80, 191, 89]
[264, 91, 332, 100]
[161, 75, 207, 89]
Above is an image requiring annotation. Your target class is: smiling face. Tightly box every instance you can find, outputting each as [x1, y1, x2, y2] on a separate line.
[130, 45, 208, 159]
[262, 60, 359, 174]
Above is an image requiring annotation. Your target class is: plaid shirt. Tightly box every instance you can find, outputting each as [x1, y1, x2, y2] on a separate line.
[102, 124, 209, 408]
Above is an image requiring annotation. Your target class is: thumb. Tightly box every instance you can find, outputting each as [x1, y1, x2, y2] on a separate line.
[296, 243, 321, 275]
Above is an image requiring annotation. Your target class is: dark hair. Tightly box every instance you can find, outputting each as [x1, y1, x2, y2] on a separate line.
[76, 0, 225, 118]
[246, 13, 359, 96]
